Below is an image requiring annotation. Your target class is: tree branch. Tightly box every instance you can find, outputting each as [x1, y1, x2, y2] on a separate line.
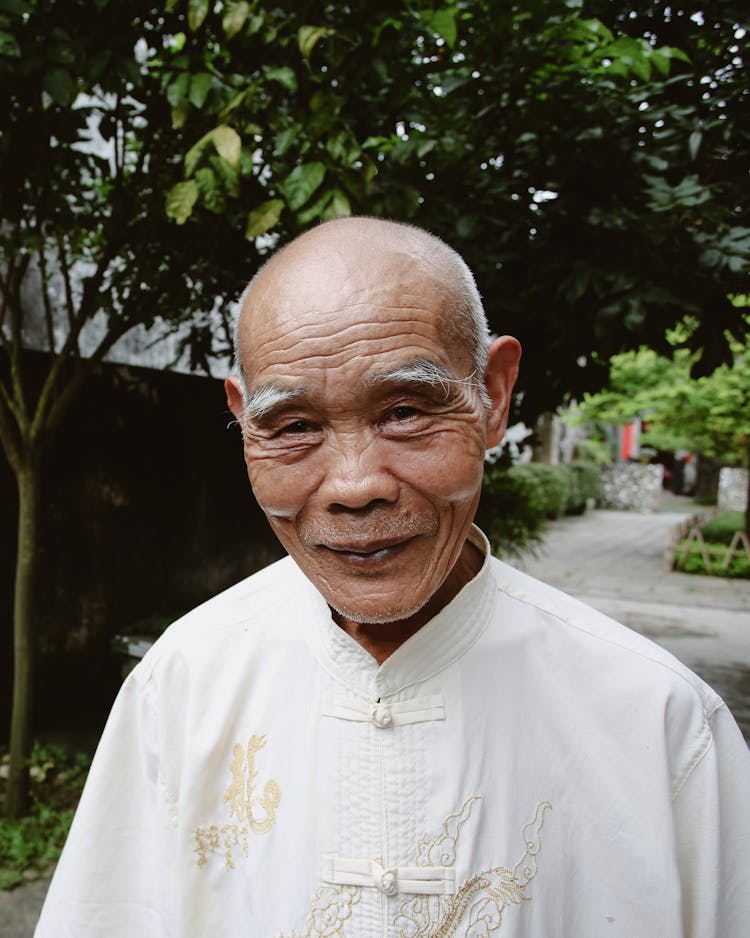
[8, 252, 31, 425]
[0, 373, 23, 475]
[38, 247, 56, 354]
[42, 315, 135, 438]
[56, 235, 76, 334]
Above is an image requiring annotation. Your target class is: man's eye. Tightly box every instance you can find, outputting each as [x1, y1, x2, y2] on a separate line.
[378, 406, 427, 429]
[390, 406, 419, 421]
[278, 420, 315, 436]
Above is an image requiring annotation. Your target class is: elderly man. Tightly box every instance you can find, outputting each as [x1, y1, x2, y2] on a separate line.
[37, 218, 750, 937]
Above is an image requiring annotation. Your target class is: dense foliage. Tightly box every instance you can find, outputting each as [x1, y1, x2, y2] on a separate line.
[477, 459, 602, 557]
[165, 0, 749, 415]
[0, 743, 89, 889]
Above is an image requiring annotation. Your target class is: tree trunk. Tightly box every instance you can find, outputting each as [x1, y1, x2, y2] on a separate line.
[4, 457, 40, 820]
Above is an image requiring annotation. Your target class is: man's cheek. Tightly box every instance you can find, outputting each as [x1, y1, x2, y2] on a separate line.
[248, 466, 302, 520]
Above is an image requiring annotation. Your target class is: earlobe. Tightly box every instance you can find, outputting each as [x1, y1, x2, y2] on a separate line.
[484, 336, 522, 447]
[225, 376, 246, 424]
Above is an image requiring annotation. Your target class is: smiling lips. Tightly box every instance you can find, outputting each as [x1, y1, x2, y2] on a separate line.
[321, 536, 416, 565]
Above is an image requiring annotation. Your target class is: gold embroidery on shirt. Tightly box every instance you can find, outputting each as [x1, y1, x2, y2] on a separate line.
[193, 733, 281, 870]
[276, 798, 551, 937]
[223, 734, 281, 833]
[277, 884, 361, 938]
[394, 799, 552, 938]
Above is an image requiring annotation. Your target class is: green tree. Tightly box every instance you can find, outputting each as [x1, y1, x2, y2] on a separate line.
[576, 310, 750, 532]
[168, 0, 749, 419]
[0, 0, 259, 818]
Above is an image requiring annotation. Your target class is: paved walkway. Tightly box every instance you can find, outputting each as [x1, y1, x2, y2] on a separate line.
[3, 503, 749, 933]
[517, 505, 750, 740]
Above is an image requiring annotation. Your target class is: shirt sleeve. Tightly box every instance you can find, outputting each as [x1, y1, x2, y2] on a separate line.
[35, 666, 177, 938]
[673, 702, 750, 938]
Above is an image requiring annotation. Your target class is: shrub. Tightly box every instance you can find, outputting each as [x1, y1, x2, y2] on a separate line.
[0, 743, 90, 890]
[700, 511, 745, 545]
[563, 462, 604, 514]
[477, 462, 547, 559]
[478, 461, 600, 559]
[522, 464, 570, 518]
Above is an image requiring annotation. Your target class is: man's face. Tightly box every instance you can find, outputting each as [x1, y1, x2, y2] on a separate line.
[228, 238, 515, 628]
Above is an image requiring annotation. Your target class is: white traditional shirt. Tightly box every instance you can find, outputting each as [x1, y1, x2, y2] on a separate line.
[36, 527, 750, 937]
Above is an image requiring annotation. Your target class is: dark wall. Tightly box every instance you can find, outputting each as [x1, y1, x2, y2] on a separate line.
[0, 355, 284, 743]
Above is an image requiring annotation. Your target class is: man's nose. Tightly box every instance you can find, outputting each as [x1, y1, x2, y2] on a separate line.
[318, 433, 399, 511]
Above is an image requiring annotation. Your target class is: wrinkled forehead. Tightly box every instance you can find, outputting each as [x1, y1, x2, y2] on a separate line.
[238, 240, 457, 370]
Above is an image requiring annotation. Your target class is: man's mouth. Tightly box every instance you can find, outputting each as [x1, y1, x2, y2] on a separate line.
[320, 536, 416, 565]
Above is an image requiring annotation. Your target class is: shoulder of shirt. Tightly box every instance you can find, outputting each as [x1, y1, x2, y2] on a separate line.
[131, 555, 304, 680]
[487, 554, 724, 723]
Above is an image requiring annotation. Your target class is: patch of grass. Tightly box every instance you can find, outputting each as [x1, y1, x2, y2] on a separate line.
[700, 510, 746, 545]
[677, 540, 750, 579]
[0, 743, 90, 890]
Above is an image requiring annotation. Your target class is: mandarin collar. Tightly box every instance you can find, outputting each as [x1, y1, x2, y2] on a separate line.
[297, 526, 496, 699]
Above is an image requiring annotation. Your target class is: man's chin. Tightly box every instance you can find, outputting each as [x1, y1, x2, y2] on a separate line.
[326, 593, 430, 628]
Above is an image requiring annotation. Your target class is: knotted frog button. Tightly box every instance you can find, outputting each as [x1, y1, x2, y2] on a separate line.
[379, 869, 397, 896]
[370, 703, 393, 728]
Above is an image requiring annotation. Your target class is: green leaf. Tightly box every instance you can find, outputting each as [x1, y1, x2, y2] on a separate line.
[212, 125, 241, 170]
[419, 8, 457, 48]
[222, 0, 249, 39]
[246, 198, 284, 238]
[171, 99, 191, 128]
[281, 162, 326, 211]
[188, 72, 212, 108]
[184, 128, 214, 176]
[0, 0, 32, 12]
[166, 71, 189, 107]
[263, 65, 297, 92]
[296, 188, 334, 225]
[246, 12, 264, 34]
[0, 30, 21, 57]
[43, 68, 75, 106]
[209, 154, 239, 197]
[166, 180, 199, 224]
[195, 166, 223, 213]
[298, 25, 333, 60]
[322, 188, 351, 221]
[188, 0, 209, 31]
[688, 131, 702, 160]
[664, 45, 691, 65]
[630, 56, 651, 82]
[274, 125, 299, 157]
[650, 50, 670, 76]
[164, 0, 180, 11]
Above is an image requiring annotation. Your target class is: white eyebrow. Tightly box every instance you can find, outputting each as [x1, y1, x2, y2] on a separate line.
[242, 384, 302, 423]
[370, 358, 489, 406]
[368, 358, 458, 397]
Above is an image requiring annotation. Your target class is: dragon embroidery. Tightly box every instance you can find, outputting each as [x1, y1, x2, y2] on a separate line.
[278, 797, 551, 937]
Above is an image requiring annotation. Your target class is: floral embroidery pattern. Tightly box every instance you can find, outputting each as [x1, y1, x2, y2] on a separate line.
[394, 799, 552, 938]
[278, 885, 361, 938]
[193, 733, 281, 870]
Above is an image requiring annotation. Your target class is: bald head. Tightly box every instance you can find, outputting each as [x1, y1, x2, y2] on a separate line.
[233, 218, 490, 396]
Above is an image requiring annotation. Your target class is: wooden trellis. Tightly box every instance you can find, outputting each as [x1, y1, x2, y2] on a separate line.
[672, 525, 750, 573]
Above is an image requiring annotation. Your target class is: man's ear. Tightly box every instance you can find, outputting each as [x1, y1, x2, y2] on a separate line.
[484, 336, 522, 447]
[225, 376, 246, 425]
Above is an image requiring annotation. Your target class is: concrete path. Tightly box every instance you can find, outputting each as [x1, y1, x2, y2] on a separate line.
[3, 503, 748, 933]
[517, 506, 750, 740]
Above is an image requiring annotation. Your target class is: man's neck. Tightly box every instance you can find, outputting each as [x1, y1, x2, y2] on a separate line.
[333, 536, 484, 664]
